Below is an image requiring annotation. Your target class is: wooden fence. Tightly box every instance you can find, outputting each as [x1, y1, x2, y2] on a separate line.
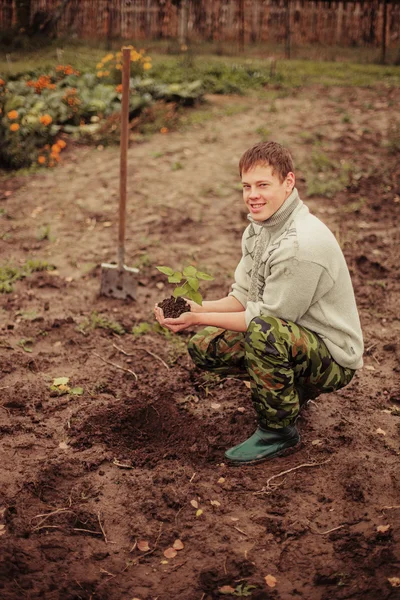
[1, 0, 399, 49]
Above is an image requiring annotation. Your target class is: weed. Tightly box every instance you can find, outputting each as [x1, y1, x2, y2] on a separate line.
[171, 161, 184, 171]
[306, 149, 352, 198]
[17, 338, 34, 353]
[341, 198, 367, 213]
[0, 259, 55, 293]
[78, 311, 125, 335]
[255, 125, 270, 141]
[386, 121, 400, 154]
[341, 114, 352, 124]
[36, 224, 53, 241]
[132, 322, 152, 337]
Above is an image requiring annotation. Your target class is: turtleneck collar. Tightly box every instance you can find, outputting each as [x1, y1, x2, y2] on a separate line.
[247, 187, 301, 229]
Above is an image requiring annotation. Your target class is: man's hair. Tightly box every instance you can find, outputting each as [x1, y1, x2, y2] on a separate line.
[239, 141, 294, 182]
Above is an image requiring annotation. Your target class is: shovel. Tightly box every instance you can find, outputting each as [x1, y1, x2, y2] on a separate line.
[100, 47, 139, 300]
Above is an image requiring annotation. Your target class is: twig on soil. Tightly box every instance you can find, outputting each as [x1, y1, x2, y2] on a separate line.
[381, 505, 400, 510]
[99, 567, 117, 579]
[73, 527, 103, 536]
[113, 342, 169, 370]
[255, 458, 332, 494]
[233, 525, 249, 537]
[0, 386, 10, 390]
[189, 472, 196, 483]
[169, 560, 187, 572]
[308, 524, 345, 535]
[112, 458, 134, 469]
[97, 511, 108, 543]
[31, 507, 75, 530]
[93, 351, 138, 381]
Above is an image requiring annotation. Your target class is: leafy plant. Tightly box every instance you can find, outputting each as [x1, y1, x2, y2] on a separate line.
[0, 259, 55, 293]
[78, 311, 125, 335]
[49, 376, 84, 397]
[156, 265, 213, 305]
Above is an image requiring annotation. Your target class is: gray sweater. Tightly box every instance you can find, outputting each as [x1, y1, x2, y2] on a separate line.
[230, 188, 364, 369]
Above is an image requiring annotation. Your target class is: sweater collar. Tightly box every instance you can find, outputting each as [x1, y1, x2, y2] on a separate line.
[247, 187, 301, 228]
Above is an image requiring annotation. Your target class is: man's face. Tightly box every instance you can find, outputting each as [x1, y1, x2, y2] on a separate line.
[241, 163, 295, 222]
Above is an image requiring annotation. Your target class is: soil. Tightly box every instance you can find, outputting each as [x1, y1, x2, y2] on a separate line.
[158, 296, 191, 319]
[0, 87, 399, 600]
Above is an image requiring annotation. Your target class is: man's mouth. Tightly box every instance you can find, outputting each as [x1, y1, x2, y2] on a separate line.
[250, 203, 265, 209]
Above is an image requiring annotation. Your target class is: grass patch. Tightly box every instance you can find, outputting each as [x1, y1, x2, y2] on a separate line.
[78, 311, 125, 336]
[305, 148, 352, 198]
[0, 259, 55, 293]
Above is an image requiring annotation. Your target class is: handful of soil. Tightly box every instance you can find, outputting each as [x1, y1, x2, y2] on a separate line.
[158, 296, 191, 319]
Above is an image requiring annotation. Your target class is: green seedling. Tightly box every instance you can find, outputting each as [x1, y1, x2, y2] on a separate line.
[17, 338, 34, 353]
[0, 259, 56, 293]
[49, 376, 84, 397]
[132, 322, 152, 336]
[156, 265, 213, 305]
[78, 311, 125, 335]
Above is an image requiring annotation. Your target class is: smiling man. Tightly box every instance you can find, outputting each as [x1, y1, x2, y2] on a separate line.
[154, 141, 364, 465]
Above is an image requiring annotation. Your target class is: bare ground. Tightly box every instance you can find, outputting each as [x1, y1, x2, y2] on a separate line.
[0, 86, 399, 600]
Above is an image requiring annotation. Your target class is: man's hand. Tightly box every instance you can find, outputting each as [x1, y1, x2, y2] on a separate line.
[154, 305, 198, 333]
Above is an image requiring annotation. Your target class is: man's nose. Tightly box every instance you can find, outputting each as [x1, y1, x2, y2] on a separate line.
[248, 187, 260, 199]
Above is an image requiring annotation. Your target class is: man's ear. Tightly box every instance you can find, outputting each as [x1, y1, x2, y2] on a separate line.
[286, 171, 295, 192]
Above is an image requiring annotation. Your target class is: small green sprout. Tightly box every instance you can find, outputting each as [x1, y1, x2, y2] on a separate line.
[156, 265, 214, 305]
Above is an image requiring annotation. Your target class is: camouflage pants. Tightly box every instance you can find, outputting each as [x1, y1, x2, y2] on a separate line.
[188, 315, 355, 429]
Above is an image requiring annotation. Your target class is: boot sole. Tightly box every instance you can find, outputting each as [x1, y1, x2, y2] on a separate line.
[225, 439, 301, 467]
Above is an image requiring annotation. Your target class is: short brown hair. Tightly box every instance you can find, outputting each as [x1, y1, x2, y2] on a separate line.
[239, 141, 294, 182]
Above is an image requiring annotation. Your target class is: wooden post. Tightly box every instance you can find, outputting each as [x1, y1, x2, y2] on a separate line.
[285, 0, 291, 59]
[381, 0, 388, 64]
[179, 0, 188, 45]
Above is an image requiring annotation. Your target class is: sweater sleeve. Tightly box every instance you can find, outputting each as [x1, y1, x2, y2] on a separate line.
[228, 228, 250, 307]
[244, 258, 334, 327]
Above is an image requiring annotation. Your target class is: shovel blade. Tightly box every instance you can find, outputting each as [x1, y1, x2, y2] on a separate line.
[100, 263, 139, 300]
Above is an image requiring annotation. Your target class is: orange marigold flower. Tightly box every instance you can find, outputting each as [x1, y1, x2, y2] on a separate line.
[116, 84, 123, 93]
[10, 123, 20, 132]
[51, 144, 61, 153]
[8, 110, 18, 119]
[0, 78, 5, 85]
[40, 114, 53, 126]
[38, 156, 46, 165]
[57, 139, 67, 149]
[160, 127, 168, 134]
[143, 62, 152, 71]
[50, 153, 60, 162]
[64, 65, 74, 75]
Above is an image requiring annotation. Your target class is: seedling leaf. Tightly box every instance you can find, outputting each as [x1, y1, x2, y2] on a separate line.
[196, 271, 214, 281]
[173, 282, 191, 298]
[168, 271, 182, 284]
[187, 277, 199, 291]
[156, 266, 174, 276]
[188, 290, 203, 305]
[183, 266, 197, 277]
[70, 387, 84, 396]
[53, 377, 70, 386]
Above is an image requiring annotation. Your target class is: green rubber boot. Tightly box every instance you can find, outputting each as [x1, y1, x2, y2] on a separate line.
[225, 424, 300, 465]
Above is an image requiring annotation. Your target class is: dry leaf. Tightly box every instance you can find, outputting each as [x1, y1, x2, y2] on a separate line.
[58, 441, 69, 450]
[365, 365, 375, 371]
[211, 403, 221, 410]
[237, 407, 246, 413]
[377, 525, 391, 533]
[219, 586, 236, 594]
[244, 381, 251, 388]
[190, 499, 199, 509]
[160, 559, 168, 564]
[265, 574, 277, 588]
[230, 517, 239, 522]
[172, 539, 184, 550]
[210, 500, 221, 507]
[0, 524, 5, 536]
[137, 540, 150, 552]
[217, 477, 225, 484]
[311, 439, 323, 446]
[196, 509, 203, 518]
[388, 577, 400, 587]
[376, 428, 386, 435]
[163, 547, 177, 559]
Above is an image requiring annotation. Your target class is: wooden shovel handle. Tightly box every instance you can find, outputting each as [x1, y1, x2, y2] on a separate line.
[118, 47, 131, 269]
